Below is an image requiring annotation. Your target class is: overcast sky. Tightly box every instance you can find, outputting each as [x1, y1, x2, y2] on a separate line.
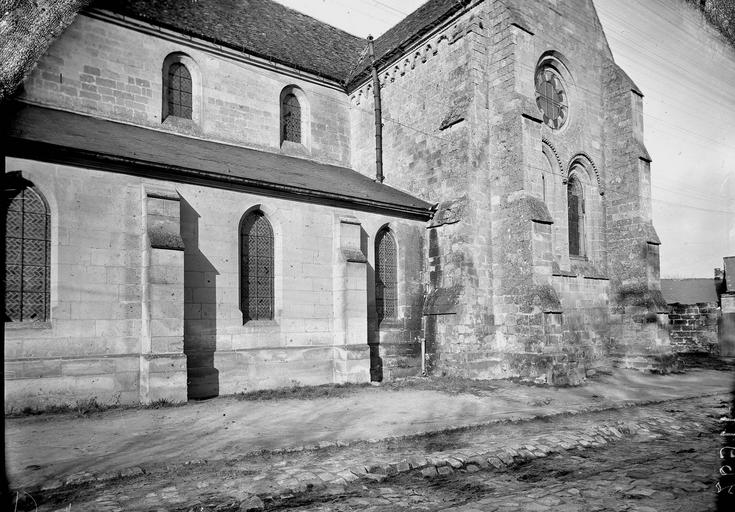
[276, 0, 735, 278]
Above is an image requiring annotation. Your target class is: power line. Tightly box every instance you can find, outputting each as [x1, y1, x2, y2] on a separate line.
[370, 0, 409, 17]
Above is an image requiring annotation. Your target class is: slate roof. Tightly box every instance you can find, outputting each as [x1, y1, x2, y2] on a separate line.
[93, 0, 478, 88]
[3, 103, 434, 219]
[94, 0, 367, 83]
[661, 279, 719, 305]
[345, 0, 475, 88]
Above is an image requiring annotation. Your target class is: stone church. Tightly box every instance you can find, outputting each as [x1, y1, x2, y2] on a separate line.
[2, 0, 672, 410]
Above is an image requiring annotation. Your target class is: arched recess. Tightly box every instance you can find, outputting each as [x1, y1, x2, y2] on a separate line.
[568, 153, 604, 195]
[279, 85, 311, 150]
[566, 156, 604, 264]
[4, 173, 51, 322]
[239, 209, 274, 323]
[374, 226, 398, 325]
[541, 138, 563, 201]
[567, 174, 585, 258]
[541, 139, 568, 262]
[162, 52, 203, 124]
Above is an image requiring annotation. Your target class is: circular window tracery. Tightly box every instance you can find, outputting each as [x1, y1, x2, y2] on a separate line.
[535, 67, 568, 130]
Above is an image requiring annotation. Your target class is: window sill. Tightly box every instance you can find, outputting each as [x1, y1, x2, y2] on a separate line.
[161, 115, 201, 136]
[242, 319, 279, 329]
[280, 140, 309, 157]
[377, 318, 403, 330]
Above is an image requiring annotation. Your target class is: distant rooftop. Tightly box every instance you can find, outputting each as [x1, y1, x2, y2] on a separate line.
[661, 278, 719, 304]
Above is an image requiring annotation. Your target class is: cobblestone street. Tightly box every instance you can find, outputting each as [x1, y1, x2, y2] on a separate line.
[268, 397, 728, 512]
[13, 391, 731, 511]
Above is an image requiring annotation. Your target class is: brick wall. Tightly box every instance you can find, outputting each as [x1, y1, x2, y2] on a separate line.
[668, 303, 720, 354]
[19, 13, 351, 167]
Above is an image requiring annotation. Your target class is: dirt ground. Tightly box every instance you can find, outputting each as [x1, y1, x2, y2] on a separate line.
[6, 368, 732, 492]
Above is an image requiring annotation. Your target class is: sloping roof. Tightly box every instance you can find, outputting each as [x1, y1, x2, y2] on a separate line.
[661, 279, 719, 304]
[3, 102, 433, 219]
[95, 0, 480, 88]
[1, 0, 91, 104]
[95, 0, 367, 83]
[346, 0, 475, 87]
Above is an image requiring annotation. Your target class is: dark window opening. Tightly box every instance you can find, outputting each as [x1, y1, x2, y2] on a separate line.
[4, 179, 50, 322]
[167, 62, 193, 120]
[567, 178, 584, 257]
[240, 211, 274, 322]
[375, 229, 397, 323]
[282, 93, 301, 143]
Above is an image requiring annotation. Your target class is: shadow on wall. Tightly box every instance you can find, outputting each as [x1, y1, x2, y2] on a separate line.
[364, 226, 383, 382]
[424, 229, 441, 373]
[181, 198, 220, 399]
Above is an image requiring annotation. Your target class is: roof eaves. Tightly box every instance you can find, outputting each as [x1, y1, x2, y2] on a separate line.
[345, 0, 478, 90]
[86, 7, 349, 84]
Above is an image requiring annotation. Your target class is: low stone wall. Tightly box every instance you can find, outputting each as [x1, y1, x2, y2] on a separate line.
[668, 302, 720, 354]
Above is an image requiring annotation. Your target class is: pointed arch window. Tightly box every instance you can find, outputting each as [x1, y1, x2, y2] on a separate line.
[167, 62, 192, 120]
[4, 177, 50, 322]
[282, 93, 301, 143]
[567, 177, 585, 257]
[375, 228, 397, 323]
[240, 211, 274, 322]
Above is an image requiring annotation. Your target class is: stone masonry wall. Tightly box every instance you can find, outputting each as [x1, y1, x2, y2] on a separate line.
[668, 302, 720, 354]
[179, 184, 424, 396]
[18, 13, 351, 167]
[483, 0, 616, 382]
[4, 157, 144, 411]
[4, 156, 425, 408]
[349, 0, 629, 383]
[349, 5, 492, 378]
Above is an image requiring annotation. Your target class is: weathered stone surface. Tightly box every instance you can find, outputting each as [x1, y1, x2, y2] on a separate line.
[238, 495, 264, 511]
[421, 466, 438, 478]
[4, 0, 675, 409]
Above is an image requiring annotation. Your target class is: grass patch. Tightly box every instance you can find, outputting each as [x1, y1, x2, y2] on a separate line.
[677, 353, 735, 371]
[380, 375, 500, 396]
[235, 382, 372, 401]
[8, 398, 113, 418]
[233, 375, 505, 401]
[234, 375, 504, 401]
[7, 397, 184, 418]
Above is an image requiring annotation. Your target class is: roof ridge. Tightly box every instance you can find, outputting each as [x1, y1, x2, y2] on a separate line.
[97, 0, 367, 83]
[345, 0, 474, 88]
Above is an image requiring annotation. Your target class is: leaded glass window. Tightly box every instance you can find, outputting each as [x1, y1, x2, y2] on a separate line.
[567, 178, 584, 257]
[282, 93, 301, 143]
[240, 211, 273, 322]
[375, 229, 397, 323]
[535, 67, 568, 129]
[167, 62, 193, 120]
[4, 179, 50, 322]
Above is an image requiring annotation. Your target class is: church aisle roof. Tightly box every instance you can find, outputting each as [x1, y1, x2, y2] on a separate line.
[3, 103, 433, 220]
[95, 0, 367, 83]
